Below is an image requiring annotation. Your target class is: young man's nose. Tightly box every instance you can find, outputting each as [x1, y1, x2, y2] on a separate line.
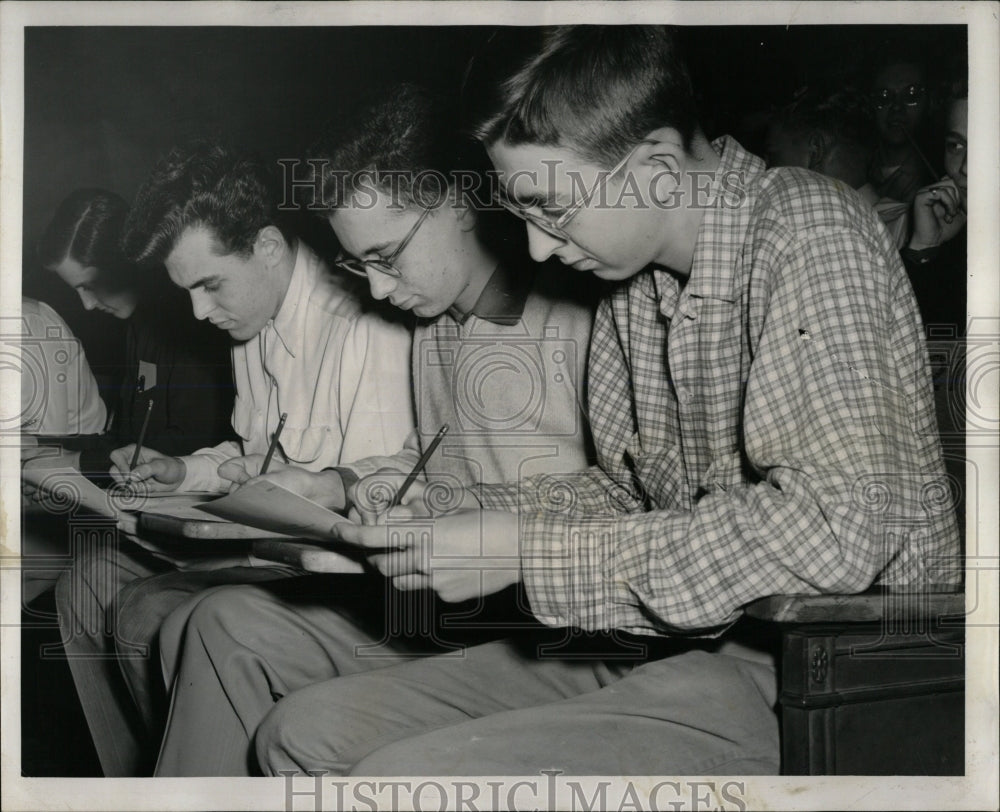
[366, 270, 399, 302]
[525, 221, 565, 263]
[78, 290, 99, 311]
[189, 290, 215, 321]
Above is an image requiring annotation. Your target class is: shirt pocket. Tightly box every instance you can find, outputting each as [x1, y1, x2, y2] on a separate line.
[278, 424, 338, 469]
[625, 433, 686, 510]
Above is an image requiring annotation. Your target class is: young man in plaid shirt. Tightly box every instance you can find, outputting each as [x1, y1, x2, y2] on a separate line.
[250, 26, 960, 775]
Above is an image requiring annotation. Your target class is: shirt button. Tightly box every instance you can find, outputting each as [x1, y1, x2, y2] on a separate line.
[678, 387, 693, 404]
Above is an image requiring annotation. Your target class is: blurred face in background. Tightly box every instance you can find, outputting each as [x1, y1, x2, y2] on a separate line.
[943, 98, 968, 211]
[871, 61, 928, 148]
[50, 257, 138, 319]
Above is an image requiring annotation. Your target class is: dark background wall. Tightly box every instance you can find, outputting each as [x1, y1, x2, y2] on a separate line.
[21, 24, 966, 374]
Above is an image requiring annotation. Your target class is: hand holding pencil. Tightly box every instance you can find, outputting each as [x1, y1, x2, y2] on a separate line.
[109, 444, 186, 492]
[347, 426, 472, 526]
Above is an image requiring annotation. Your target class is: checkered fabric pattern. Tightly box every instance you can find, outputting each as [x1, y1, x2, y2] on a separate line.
[476, 137, 960, 635]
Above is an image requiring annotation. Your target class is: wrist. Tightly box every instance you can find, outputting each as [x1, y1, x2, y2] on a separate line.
[318, 467, 353, 511]
[906, 238, 938, 252]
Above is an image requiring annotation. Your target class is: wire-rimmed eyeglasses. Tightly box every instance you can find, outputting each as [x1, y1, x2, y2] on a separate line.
[334, 206, 432, 279]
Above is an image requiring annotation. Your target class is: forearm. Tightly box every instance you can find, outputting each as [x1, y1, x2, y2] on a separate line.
[475, 465, 643, 516]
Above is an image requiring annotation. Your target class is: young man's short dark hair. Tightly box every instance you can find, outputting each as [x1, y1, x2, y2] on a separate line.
[311, 83, 477, 211]
[466, 25, 700, 166]
[122, 141, 290, 265]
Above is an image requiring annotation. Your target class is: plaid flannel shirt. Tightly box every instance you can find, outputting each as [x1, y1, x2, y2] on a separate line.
[476, 137, 960, 636]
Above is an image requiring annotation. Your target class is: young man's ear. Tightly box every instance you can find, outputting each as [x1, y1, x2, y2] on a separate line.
[807, 131, 827, 172]
[637, 127, 687, 205]
[254, 225, 286, 265]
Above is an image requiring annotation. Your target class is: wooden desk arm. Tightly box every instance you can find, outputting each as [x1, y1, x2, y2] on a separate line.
[744, 587, 965, 624]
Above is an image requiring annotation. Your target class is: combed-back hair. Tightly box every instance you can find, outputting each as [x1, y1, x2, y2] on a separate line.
[309, 83, 478, 212]
[465, 25, 700, 167]
[121, 141, 289, 265]
[38, 189, 132, 290]
[775, 87, 878, 157]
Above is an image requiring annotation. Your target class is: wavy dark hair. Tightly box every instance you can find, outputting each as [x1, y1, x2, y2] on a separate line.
[121, 140, 292, 265]
[309, 82, 481, 212]
[38, 188, 132, 291]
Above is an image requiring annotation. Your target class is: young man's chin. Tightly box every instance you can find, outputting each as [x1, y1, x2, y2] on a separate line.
[591, 265, 640, 282]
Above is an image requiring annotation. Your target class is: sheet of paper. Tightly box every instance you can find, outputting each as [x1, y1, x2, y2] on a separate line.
[21, 465, 124, 520]
[197, 479, 354, 541]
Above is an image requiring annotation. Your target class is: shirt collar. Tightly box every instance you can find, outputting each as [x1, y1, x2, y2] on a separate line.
[268, 242, 310, 358]
[446, 262, 531, 326]
[681, 136, 765, 304]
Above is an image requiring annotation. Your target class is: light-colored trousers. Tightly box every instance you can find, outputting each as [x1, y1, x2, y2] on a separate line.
[156, 583, 779, 777]
[54, 535, 289, 776]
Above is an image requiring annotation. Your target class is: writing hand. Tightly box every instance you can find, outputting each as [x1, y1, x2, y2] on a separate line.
[349, 476, 481, 526]
[217, 454, 292, 488]
[109, 445, 185, 492]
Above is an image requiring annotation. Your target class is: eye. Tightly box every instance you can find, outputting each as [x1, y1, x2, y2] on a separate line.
[945, 138, 966, 156]
[203, 282, 221, 293]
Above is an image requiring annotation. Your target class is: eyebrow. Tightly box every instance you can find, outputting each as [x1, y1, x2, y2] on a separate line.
[945, 131, 967, 142]
[186, 274, 223, 290]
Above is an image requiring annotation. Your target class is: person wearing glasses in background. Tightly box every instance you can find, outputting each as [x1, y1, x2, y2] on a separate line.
[867, 52, 937, 205]
[55, 141, 414, 776]
[151, 83, 598, 776]
[246, 26, 959, 777]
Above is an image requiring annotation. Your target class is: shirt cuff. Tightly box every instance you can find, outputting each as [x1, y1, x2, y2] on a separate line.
[177, 452, 227, 493]
[518, 511, 608, 630]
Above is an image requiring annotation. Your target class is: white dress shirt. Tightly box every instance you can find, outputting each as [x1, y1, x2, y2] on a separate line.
[178, 242, 414, 492]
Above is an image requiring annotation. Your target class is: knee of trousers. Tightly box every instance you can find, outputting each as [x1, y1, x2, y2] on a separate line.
[254, 682, 361, 777]
[254, 692, 319, 776]
[161, 586, 279, 670]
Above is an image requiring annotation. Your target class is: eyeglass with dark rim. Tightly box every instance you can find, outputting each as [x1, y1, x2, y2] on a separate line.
[493, 142, 641, 240]
[334, 206, 432, 279]
[871, 84, 927, 109]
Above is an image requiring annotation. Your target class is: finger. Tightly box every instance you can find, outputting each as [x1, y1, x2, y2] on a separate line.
[109, 445, 136, 471]
[928, 186, 960, 216]
[127, 460, 162, 483]
[217, 460, 251, 484]
[334, 521, 395, 549]
[391, 573, 432, 592]
[367, 551, 427, 578]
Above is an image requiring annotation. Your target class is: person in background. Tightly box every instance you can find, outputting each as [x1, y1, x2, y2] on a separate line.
[901, 86, 967, 334]
[15, 296, 107, 603]
[867, 55, 936, 205]
[901, 85, 968, 534]
[151, 82, 599, 776]
[36, 189, 235, 479]
[766, 87, 910, 248]
[54, 145, 415, 776]
[16, 297, 108, 438]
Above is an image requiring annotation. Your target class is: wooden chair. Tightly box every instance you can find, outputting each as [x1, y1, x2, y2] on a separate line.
[745, 588, 965, 775]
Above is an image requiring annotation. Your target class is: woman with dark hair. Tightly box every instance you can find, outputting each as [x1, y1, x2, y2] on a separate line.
[37, 188, 236, 476]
